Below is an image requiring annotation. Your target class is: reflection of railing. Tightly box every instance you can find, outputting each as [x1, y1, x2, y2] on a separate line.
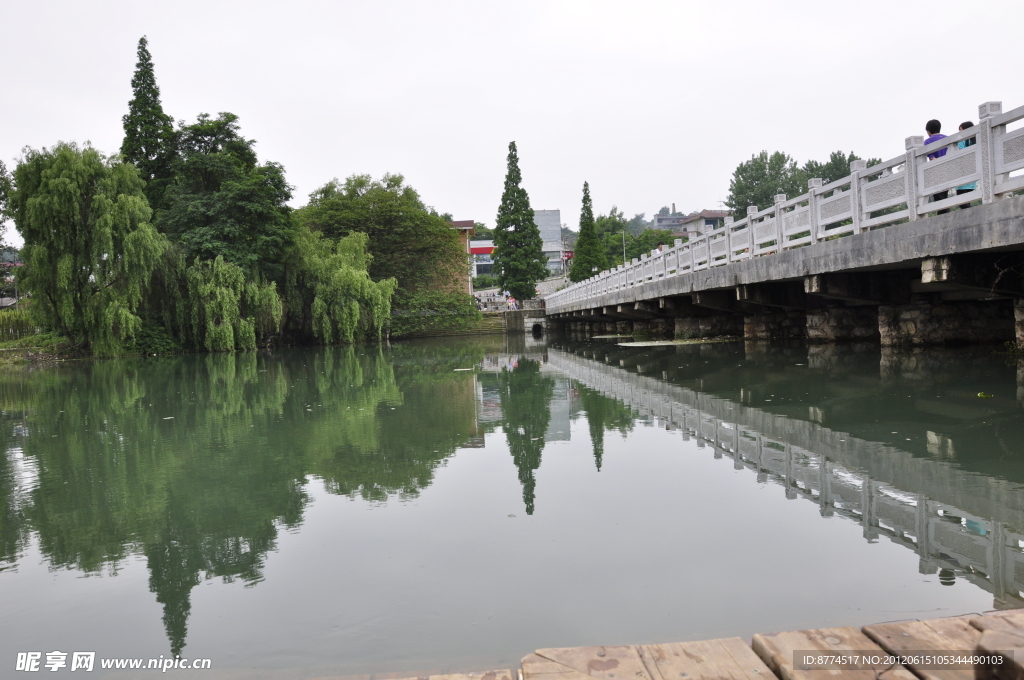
[547, 347, 1024, 608]
[547, 100, 1024, 313]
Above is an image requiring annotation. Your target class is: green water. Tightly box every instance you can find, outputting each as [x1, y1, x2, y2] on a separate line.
[2, 337, 1024, 677]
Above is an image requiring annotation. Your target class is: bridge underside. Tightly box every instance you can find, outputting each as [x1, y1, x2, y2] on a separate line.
[548, 196, 1024, 346]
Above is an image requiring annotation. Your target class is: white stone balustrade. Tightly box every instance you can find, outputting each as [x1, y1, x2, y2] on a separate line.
[548, 100, 1024, 313]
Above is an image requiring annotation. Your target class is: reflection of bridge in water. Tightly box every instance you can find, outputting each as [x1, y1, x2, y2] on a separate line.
[546, 346, 1024, 610]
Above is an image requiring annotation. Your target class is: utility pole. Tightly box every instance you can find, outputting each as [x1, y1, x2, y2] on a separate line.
[621, 229, 627, 265]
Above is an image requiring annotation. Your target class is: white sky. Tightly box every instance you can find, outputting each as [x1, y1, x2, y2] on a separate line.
[2, 0, 1022, 248]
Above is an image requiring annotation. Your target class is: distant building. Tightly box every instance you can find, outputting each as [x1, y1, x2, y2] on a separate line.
[671, 210, 731, 239]
[471, 240, 495, 277]
[534, 209, 565, 274]
[472, 212, 565, 278]
[449, 220, 475, 294]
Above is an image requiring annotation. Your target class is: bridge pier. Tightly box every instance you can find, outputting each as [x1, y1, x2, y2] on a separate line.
[806, 306, 880, 342]
[743, 310, 807, 341]
[1016, 299, 1024, 348]
[674, 314, 742, 339]
[878, 299, 1015, 346]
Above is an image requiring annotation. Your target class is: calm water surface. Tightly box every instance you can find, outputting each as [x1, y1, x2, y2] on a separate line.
[2, 336, 1024, 678]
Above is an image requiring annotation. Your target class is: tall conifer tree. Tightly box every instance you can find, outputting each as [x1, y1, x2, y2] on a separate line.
[121, 36, 176, 210]
[493, 142, 547, 301]
[568, 181, 606, 282]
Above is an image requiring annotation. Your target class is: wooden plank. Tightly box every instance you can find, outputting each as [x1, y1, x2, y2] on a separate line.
[371, 671, 514, 680]
[973, 612, 1024, 634]
[533, 646, 653, 680]
[863, 616, 981, 680]
[639, 637, 776, 680]
[752, 626, 918, 680]
[521, 654, 594, 680]
[975, 629, 1024, 680]
[431, 672, 515, 680]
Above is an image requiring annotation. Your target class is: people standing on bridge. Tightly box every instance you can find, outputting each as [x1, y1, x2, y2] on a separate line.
[924, 119, 950, 214]
[955, 121, 978, 210]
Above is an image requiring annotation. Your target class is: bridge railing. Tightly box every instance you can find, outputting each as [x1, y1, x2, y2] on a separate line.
[548, 100, 1024, 312]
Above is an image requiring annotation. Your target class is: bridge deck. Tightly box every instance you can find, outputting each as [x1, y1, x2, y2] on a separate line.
[548, 196, 1024, 315]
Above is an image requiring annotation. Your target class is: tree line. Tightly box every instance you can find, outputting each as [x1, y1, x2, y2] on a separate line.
[0, 37, 483, 356]
[567, 151, 879, 284]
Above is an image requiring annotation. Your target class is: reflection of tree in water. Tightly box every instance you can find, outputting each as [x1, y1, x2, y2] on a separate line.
[576, 386, 636, 471]
[0, 424, 27, 567]
[0, 340, 489, 655]
[498, 360, 555, 515]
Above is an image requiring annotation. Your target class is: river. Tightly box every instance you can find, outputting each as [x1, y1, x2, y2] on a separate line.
[1, 336, 1023, 678]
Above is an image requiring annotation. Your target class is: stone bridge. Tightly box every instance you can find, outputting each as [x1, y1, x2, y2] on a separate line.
[546, 346, 1024, 609]
[546, 101, 1024, 346]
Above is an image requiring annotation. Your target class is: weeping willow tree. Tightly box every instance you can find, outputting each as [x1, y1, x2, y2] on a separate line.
[285, 227, 397, 343]
[10, 143, 167, 356]
[185, 256, 282, 351]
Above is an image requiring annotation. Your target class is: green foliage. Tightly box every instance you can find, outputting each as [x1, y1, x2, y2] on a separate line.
[128, 320, 183, 355]
[185, 255, 282, 351]
[0, 159, 12, 240]
[471, 222, 493, 240]
[389, 290, 481, 337]
[0, 308, 35, 341]
[295, 174, 466, 295]
[625, 212, 650, 236]
[285, 228, 397, 343]
[569, 182, 607, 282]
[473, 274, 499, 290]
[120, 36, 177, 210]
[158, 113, 294, 279]
[726, 150, 879, 215]
[493, 142, 547, 301]
[625, 229, 675, 261]
[11, 142, 168, 356]
[725, 151, 803, 215]
[0, 331, 69, 351]
[593, 205, 630, 266]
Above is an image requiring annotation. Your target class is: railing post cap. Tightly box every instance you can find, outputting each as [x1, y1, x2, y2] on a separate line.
[631, 258, 638, 264]
[774, 193, 787, 204]
[808, 177, 823, 188]
[724, 216, 734, 224]
[850, 159, 867, 172]
[905, 135, 924, 150]
[746, 205, 757, 216]
[979, 101, 1002, 119]
[674, 238, 683, 245]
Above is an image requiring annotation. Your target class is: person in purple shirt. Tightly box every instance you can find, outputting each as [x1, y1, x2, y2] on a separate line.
[924, 119, 950, 214]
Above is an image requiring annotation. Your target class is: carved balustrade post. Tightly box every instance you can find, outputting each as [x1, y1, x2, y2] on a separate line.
[979, 101, 1002, 202]
[807, 178, 822, 241]
[773, 194, 786, 250]
[849, 159, 867, 233]
[724, 216, 734, 261]
[905, 135, 924, 221]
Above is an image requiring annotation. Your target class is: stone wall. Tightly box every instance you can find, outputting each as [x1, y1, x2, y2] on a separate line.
[1016, 299, 1024, 347]
[878, 300, 1014, 346]
[674, 314, 743, 339]
[806, 306, 880, 342]
[743, 311, 807, 341]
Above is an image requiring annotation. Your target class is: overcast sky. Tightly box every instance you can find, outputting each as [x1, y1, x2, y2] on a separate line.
[3, 0, 1022, 247]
